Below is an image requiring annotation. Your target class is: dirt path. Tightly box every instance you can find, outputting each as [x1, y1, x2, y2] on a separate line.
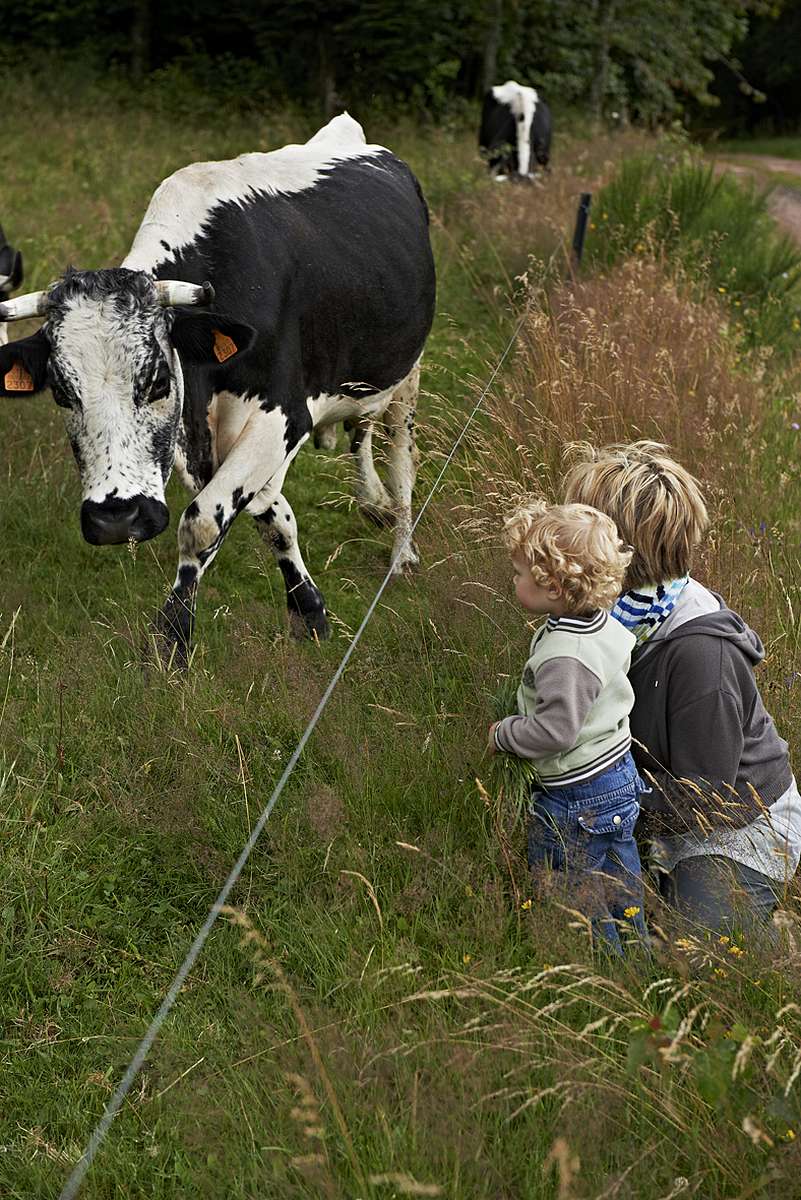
[714, 154, 801, 244]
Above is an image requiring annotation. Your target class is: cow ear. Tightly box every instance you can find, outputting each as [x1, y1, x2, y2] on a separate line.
[0, 245, 23, 290]
[0, 329, 50, 397]
[170, 311, 257, 366]
[9, 250, 24, 291]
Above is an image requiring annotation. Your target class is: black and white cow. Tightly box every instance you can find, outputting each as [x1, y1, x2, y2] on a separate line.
[0, 223, 24, 346]
[479, 81, 552, 180]
[0, 115, 436, 664]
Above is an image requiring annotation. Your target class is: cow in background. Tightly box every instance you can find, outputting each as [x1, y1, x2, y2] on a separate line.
[0, 115, 435, 667]
[0, 224, 24, 345]
[479, 81, 552, 180]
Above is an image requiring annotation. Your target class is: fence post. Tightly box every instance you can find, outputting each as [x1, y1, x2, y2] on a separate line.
[571, 192, 592, 273]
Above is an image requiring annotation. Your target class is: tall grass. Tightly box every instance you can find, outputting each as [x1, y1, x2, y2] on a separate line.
[586, 150, 801, 358]
[2, 87, 801, 1198]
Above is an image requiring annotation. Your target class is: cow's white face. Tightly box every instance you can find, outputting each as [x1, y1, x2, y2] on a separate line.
[46, 270, 181, 544]
[0, 266, 257, 545]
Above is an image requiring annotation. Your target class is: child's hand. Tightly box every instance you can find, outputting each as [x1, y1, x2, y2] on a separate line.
[487, 723, 499, 756]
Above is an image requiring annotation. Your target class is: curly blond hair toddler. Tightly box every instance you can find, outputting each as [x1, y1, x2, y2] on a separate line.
[489, 499, 648, 955]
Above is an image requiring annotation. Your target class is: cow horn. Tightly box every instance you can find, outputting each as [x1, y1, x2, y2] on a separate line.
[0, 290, 50, 322]
[155, 280, 215, 307]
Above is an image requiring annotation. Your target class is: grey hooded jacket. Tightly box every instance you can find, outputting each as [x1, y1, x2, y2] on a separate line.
[629, 585, 791, 835]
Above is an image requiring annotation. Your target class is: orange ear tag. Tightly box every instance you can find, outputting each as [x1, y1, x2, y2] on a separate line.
[213, 329, 237, 363]
[4, 361, 34, 392]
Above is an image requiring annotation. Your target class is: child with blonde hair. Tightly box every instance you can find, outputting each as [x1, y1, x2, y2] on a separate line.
[489, 500, 649, 954]
[564, 442, 800, 936]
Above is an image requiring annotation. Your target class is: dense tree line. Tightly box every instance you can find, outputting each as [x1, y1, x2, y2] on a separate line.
[3, 0, 800, 130]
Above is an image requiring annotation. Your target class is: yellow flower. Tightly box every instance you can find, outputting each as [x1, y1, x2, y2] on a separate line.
[784, 1129, 796, 1141]
[718, 285, 727, 293]
[793, 317, 801, 331]
[589, 221, 596, 230]
[635, 242, 645, 252]
[602, 211, 608, 219]
[521, 898, 532, 911]
[734, 299, 741, 306]
[623, 906, 641, 919]
[728, 944, 745, 957]
[542, 963, 554, 971]
[714, 967, 728, 978]
[462, 953, 472, 965]
[719, 935, 730, 945]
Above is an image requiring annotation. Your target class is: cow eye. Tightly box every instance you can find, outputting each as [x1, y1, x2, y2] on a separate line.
[150, 362, 171, 401]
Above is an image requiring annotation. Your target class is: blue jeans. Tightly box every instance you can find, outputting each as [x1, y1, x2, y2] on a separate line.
[527, 751, 649, 956]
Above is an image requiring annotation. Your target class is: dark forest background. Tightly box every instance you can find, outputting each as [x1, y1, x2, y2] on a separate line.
[2, 0, 801, 131]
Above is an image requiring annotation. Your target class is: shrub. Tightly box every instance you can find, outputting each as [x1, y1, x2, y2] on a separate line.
[587, 149, 801, 359]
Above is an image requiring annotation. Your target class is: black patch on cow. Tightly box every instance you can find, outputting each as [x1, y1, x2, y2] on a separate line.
[0, 328, 51, 397]
[47, 266, 157, 323]
[532, 99, 552, 168]
[154, 150, 435, 417]
[276, 559, 329, 640]
[179, 363, 215, 489]
[150, 421, 175, 482]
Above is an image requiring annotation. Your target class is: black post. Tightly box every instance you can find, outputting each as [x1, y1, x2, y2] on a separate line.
[571, 192, 592, 271]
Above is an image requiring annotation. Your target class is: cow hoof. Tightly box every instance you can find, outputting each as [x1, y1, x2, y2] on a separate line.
[144, 627, 191, 673]
[289, 608, 331, 642]
[390, 544, 420, 576]
[359, 502, 396, 529]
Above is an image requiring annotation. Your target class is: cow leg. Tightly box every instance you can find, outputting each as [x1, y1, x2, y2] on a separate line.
[249, 490, 329, 641]
[384, 364, 421, 573]
[348, 417, 395, 527]
[152, 404, 309, 667]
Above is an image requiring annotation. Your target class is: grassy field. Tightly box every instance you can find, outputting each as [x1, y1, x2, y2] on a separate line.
[3, 88, 801, 1199]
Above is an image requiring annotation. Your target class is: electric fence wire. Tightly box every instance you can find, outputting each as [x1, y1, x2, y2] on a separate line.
[58, 305, 530, 1200]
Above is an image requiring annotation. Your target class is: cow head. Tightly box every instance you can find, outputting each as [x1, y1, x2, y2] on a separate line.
[0, 267, 255, 545]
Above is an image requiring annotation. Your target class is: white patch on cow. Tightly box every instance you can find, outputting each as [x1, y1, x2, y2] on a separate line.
[53, 295, 180, 504]
[124, 113, 385, 272]
[491, 80, 538, 177]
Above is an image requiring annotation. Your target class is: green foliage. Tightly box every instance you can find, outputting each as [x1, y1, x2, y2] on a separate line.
[0, 0, 774, 123]
[587, 148, 801, 357]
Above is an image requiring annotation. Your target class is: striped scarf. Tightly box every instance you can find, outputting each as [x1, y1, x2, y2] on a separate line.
[611, 576, 689, 645]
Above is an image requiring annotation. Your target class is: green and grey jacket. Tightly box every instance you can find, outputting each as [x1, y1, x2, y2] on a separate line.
[494, 610, 636, 786]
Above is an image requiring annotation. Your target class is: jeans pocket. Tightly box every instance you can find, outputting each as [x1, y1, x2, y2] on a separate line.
[578, 798, 639, 840]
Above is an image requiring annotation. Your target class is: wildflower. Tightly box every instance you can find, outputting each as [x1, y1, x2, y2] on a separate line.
[718, 285, 727, 293]
[728, 944, 745, 957]
[734, 299, 741, 306]
[462, 953, 472, 965]
[784, 1129, 796, 1141]
[635, 242, 645, 253]
[719, 935, 730, 945]
[623, 905, 641, 919]
[589, 222, 596, 230]
[521, 898, 532, 911]
[792, 423, 800, 431]
[792, 317, 800, 331]
[714, 967, 728, 978]
[602, 211, 608, 220]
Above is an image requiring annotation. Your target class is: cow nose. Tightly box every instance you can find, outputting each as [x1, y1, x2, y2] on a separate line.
[81, 498, 141, 545]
